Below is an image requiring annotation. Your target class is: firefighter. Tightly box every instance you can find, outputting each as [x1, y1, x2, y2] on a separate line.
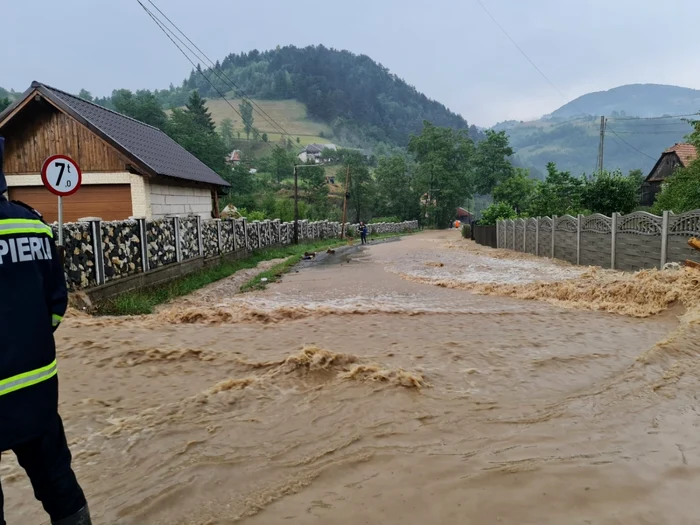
[0, 137, 91, 524]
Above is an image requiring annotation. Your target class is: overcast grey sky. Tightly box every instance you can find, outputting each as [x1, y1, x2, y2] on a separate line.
[4, 0, 700, 126]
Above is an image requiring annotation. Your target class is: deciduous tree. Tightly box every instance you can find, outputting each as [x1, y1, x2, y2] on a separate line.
[492, 168, 536, 213]
[219, 118, 235, 150]
[472, 130, 514, 194]
[239, 100, 254, 139]
[408, 121, 474, 228]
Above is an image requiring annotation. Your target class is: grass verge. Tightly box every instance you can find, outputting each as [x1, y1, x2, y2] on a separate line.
[96, 239, 352, 316]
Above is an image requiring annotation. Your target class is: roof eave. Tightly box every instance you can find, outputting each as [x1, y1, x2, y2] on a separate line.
[0, 85, 41, 129]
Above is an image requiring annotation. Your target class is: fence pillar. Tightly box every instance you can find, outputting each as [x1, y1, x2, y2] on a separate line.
[196, 215, 204, 257]
[273, 219, 281, 244]
[551, 215, 557, 258]
[522, 219, 526, 253]
[535, 217, 540, 256]
[611, 213, 618, 270]
[79, 217, 105, 285]
[242, 218, 249, 252]
[496, 220, 500, 248]
[169, 216, 182, 262]
[660, 210, 670, 269]
[576, 214, 582, 265]
[215, 219, 223, 254]
[510, 220, 515, 250]
[130, 216, 148, 274]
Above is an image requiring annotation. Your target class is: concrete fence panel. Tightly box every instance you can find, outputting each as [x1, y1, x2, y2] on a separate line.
[615, 212, 663, 271]
[497, 209, 700, 272]
[538, 217, 552, 257]
[667, 211, 700, 265]
[525, 218, 537, 254]
[579, 214, 612, 268]
[553, 215, 578, 264]
[514, 219, 525, 252]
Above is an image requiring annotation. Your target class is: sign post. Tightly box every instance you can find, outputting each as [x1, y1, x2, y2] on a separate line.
[41, 155, 82, 246]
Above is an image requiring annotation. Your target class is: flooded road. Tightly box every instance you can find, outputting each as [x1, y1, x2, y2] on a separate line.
[4, 230, 700, 524]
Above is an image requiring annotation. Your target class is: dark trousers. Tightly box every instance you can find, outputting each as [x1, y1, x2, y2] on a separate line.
[0, 415, 85, 524]
[361, 233, 367, 244]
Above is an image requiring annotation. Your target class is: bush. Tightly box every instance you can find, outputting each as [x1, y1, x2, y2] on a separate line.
[652, 161, 700, 214]
[461, 223, 471, 238]
[370, 216, 401, 224]
[479, 202, 517, 225]
[238, 208, 266, 221]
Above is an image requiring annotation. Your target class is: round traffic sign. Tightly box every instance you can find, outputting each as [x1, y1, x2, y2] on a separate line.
[41, 155, 82, 197]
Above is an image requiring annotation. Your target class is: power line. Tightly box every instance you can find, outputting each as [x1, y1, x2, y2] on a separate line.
[144, 0, 298, 145]
[137, 4, 244, 125]
[605, 129, 691, 135]
[608, 112, 700, 122]
[605, 125, 656, 160]
[474, 0, 675, 164]
[137, 1, 283, 154]
[474, 0, 572, 105]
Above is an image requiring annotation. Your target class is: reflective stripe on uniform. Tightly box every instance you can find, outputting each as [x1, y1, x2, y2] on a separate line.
[0, 219, 53, 238]
[0, 360, 58, 397]
[52, 314, 63, 327]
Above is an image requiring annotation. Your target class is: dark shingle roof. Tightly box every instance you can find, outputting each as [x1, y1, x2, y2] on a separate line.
[2, 82, 229, 187]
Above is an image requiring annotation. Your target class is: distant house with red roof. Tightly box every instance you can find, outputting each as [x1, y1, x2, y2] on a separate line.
[456, 207, 473, 223]
[641, 143, 697, 206]
[227, 150, 242, 165]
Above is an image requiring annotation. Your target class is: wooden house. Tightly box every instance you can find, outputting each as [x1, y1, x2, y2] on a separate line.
[641, 143, 697, 206]
[0, 81, 230, 222]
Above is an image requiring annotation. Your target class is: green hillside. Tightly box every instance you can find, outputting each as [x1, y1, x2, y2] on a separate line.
[174, 98, 331, 146]
[497, 116, 694, 177]
[496, 84, 700, 177]
[150, 45, 484, 149]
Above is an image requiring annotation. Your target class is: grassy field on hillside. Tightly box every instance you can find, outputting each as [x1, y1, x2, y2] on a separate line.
[204, 98, 332, 140]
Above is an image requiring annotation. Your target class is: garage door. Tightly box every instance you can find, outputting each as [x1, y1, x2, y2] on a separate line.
[8, 184, 133, 223]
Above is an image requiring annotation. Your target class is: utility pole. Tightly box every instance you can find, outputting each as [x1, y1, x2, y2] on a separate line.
[293, 165, 299, 245]
[597, 116, 606, 174]
[340, 165, 351, 239]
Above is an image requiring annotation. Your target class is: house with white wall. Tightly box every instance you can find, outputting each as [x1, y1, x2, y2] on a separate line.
[0, 81, 230, 222]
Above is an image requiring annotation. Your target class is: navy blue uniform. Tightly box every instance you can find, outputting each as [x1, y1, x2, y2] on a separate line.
[360, 224, 368, 244]
[0, 137, 89, 524]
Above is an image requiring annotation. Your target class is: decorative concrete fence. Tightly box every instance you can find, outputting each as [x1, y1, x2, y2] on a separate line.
[496, 211, 700, 271]
[53, 217, 418, 291]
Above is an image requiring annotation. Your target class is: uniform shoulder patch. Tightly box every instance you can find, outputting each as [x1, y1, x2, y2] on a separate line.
[10, 200, 45, 222]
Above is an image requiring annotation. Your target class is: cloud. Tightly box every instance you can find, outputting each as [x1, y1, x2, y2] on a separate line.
[4, 0, 700, 126]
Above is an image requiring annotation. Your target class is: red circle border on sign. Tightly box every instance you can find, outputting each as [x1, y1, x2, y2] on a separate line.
[41, 154, 83, 197]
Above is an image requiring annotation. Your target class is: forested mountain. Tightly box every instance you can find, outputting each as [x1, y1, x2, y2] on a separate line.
[91, 45, 483, 148]
[494, 84, 700, 177]
[548, 84, 700, 119]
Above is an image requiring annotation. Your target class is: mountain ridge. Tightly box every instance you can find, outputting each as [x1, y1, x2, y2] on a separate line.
[545, 83, 700, 120]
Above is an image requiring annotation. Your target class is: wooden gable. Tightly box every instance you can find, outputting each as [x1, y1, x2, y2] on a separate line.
[645, 153, 682, 184]
[1, 96, 131, 175]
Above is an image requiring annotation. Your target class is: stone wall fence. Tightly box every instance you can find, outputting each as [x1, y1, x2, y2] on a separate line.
[495, 210, 700, 271]
[54, 217, 418, 293]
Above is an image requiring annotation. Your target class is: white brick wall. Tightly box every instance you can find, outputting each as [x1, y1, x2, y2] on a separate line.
[129, 174, 149, 217]
[149, 182, 212, 220]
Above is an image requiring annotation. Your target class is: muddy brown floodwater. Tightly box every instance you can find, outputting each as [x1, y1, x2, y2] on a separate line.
[5, 230, 700, 524]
